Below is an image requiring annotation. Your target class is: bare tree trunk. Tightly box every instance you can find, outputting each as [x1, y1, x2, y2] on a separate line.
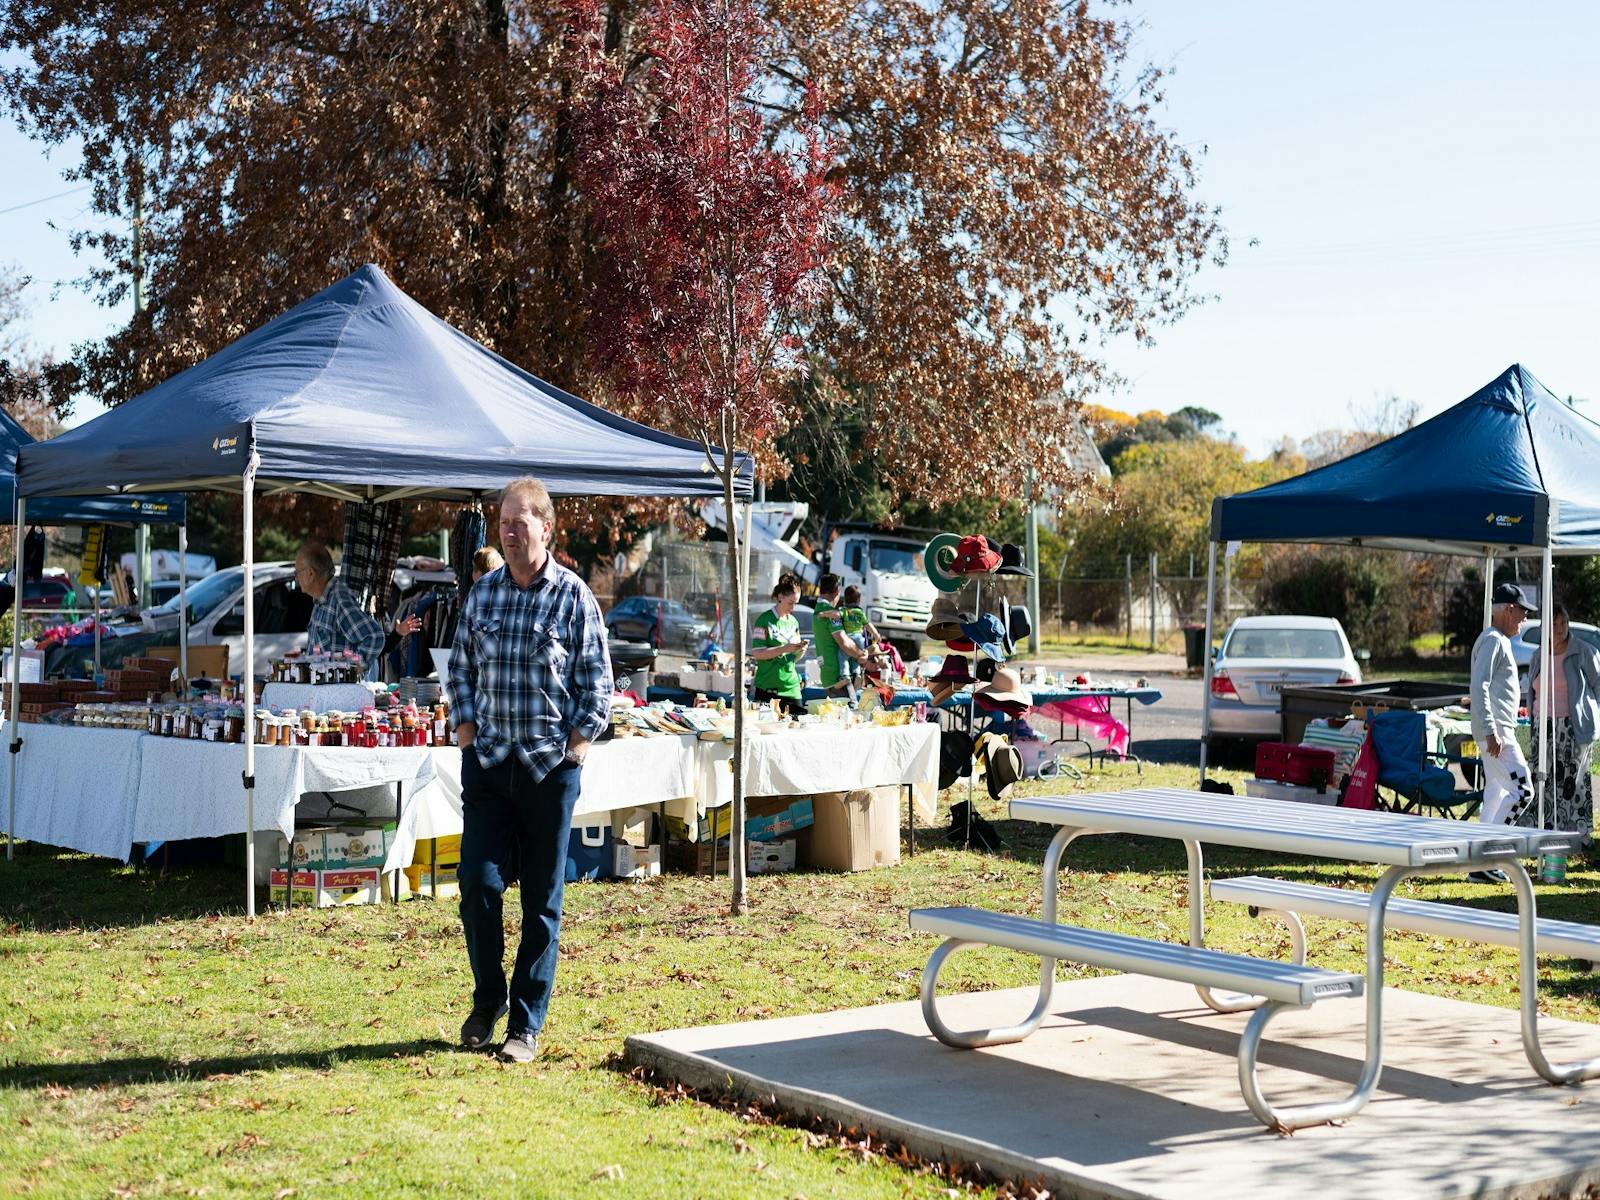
[722, 450, 749, 915]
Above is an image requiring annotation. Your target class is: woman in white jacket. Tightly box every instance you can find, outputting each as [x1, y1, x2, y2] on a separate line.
[1527, 604, 1600, 846]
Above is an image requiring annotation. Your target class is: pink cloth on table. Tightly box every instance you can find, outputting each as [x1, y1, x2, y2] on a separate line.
[1037, 697, 1129, 755]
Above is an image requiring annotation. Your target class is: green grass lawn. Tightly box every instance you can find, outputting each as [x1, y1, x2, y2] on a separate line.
[2, 761, 1598, 1197]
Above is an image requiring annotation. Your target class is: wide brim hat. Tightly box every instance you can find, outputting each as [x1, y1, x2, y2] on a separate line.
[960, 612, 1008, 662]
[1007, 604, 1032, 647]
[923, 532, 966, 593]
[926, 589, 976, 642]
[975, 656, 997, 683]
[975, 664, 1033, 707]
[949, 534, 1001, 576]
[996, 543, 1033, 577]
[976, 694, 1030, 717]
[985, 741, 1023, 801]
[930, 653, 974, 686]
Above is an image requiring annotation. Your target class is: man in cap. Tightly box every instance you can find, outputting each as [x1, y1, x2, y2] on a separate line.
[296, 540, 385, 677]
[1469, 583, 1538, 880]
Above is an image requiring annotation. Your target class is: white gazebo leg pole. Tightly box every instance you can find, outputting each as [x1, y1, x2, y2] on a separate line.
[1482, 553, 1495, 629]
[178, 522, 189, 678]
[6, 497, 25, 861]
[1198, 541, 1218, 781]
[243, 462, 258, 917]
[93, 588, 102, 677]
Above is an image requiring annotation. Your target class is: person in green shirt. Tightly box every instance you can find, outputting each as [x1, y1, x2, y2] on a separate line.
[749, 572, 809, 714]
[812, 573, 867, 694]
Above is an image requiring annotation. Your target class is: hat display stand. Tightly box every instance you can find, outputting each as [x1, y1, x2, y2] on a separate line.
[929, 535, 1035, 851]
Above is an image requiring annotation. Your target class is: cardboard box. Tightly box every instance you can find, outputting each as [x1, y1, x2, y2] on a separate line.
[411, 834, 462, 865]
[747, 798, 814, 843]
[318, 867, 386, 906]
[403, 861, 460, 893]
[675, 795, 812, 844]
[271, 867, 396, 908]
[806, 788, 901, 872]
[666, 838, 730, 875]
[746, 838, 796, 875]
[269, 868, 319, 906]
[612, 842, 662, 880]
[283, 825, 396, 871]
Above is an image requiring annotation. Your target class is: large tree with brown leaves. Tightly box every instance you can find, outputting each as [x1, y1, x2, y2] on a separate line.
[1, 0, 1223, 527]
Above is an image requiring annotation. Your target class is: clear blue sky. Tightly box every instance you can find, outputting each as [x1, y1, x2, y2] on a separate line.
[2, 5, 1597, 452]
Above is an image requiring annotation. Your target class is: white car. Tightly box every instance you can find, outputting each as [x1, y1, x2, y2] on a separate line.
[1207, 615, 1361, 740]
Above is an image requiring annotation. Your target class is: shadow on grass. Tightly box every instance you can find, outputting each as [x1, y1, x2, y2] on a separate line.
[0, 844, 244, 932]
[0, 1038, 458, 1091]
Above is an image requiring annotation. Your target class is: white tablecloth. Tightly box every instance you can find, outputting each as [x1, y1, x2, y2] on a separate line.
[1, 722, 147, 860]
[133, 738, 439, 872]
[260, 682, 381, 713]
[416, 734, 703, 843]
[697, 722, 940, 818]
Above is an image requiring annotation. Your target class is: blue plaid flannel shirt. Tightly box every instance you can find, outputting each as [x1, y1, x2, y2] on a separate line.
[446, 557, 612, 781]
[308, 576, 385, 672]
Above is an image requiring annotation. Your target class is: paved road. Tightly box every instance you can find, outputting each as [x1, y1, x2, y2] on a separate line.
[1090, 672, 1205, 767]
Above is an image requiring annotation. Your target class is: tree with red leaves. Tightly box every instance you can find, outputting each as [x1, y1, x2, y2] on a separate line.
[571, 0, 834, 914]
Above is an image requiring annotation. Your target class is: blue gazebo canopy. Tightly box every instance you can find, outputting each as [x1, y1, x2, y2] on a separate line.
[0, 408, 185, 526]
[16, 264, 751, 504]
[1211, 365, 1600, 556]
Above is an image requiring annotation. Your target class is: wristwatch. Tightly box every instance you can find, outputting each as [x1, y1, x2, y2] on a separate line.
[563, 747, 586, 766]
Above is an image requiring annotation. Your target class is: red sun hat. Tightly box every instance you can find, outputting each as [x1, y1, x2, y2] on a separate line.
[949, 535, 1002, 576]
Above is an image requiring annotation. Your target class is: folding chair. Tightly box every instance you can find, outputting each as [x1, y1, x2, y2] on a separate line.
[1369, 708, 1483, 819]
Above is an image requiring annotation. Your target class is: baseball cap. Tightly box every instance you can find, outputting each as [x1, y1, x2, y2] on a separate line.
[1492, 582, 1538, 612]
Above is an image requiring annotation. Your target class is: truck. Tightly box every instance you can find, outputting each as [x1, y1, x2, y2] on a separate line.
[820, 522, 937, 664]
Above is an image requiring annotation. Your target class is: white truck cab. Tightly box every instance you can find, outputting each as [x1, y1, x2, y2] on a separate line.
[826, 526, 936, 662]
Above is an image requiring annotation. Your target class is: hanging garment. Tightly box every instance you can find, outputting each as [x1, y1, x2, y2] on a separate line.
[449, 507, 486, 601]
[341, 501, 387, 608]
[23, 527, 45, 583]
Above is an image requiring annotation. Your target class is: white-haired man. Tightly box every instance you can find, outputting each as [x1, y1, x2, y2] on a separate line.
[446, 477, 612, 1063]
[1469, 582, 1538, 882]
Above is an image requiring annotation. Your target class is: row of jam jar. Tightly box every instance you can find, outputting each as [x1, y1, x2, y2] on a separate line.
[146, 704, 247, 742]
[253, 704, 450, 748]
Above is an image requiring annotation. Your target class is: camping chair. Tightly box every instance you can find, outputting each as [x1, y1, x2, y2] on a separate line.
[1368, 709, 1483, 819]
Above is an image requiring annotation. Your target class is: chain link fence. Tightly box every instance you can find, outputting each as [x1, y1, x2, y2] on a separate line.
[1042, 553, 1477, 657]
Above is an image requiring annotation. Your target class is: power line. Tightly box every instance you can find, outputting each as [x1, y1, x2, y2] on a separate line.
[0, 184, 91, 217]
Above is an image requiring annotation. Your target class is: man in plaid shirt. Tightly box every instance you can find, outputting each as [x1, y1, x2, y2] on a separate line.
[295, 542, 385, 676]
[447, 476, 612, 1063]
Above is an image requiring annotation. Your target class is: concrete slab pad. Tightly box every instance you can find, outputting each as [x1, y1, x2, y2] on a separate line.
[626, 976, 1600, 1200]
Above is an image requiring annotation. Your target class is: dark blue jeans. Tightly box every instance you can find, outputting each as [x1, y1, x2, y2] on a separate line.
[458, 750, 581, 1038]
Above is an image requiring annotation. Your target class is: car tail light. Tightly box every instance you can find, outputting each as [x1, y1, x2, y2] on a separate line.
[1210, 670, 1237, 698]
[1337, 672, 1357, 684]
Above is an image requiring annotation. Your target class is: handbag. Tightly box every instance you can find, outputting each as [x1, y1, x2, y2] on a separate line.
[1341, 733, 1379, 810]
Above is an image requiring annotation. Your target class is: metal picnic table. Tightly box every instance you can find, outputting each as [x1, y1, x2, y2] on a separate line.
[931, 786, 1597, 1130]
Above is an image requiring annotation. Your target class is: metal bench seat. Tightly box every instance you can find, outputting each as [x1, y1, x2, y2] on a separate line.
[910, 906, 1363, 1005]
[1210, 875, 1600, 967]
[910, 905, 1365, 1132]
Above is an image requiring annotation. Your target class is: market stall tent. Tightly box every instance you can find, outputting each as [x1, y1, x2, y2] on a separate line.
[1199, 365, 1600, 829]
[0, 406, 193, 675]
[10, 264, 752, 911]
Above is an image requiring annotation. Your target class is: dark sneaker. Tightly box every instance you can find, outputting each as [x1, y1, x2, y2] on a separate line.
[460, 1002, 509, 1048]
[1467, 869, 1509, 884]
[497, 1031, 538, 1064]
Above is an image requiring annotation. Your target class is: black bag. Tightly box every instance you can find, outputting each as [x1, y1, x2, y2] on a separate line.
[938, 730, 975, 791]
[945, 799, 1003, 852]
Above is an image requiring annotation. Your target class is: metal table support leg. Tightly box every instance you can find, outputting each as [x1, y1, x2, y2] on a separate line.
[921, 825, 1084, 1048]
[393, 781, 403, 904]
[1184, 839, 1270, 1014]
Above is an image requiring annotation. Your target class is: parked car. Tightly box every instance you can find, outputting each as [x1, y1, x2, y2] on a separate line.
[17, 576, 77, 614]
[1207, 615, 1361, 741]
[140, 561, 312, 670]
[604, 596, 711, 652]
